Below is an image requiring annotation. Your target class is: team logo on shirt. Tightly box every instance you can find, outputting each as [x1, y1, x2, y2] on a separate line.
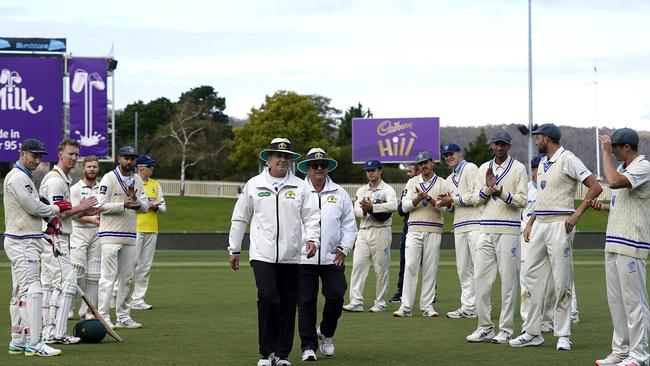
[611, 195, 616, 206]
[540, 180, 547, 190]
[628, 261, 637, 273]
[563, 247, 570, 257]
[100, 186, 108, 194]
[258, 191, 271, 197]
[327, 195, 337, 203]
[24, 185, 33, 193]
[284, 190, 296, 199]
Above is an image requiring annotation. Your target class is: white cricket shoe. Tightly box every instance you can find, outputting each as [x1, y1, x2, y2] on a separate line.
[509, 333, 544, 347]
[392, 308, 412, 317]
[8, 340, 25, 355]
[570, 312, 580, 324]
[114, 318, 142, 329]
[317, 327, 334, 357]
[615, 356, 643, 366]
[275, 358, 292, 366]
[595, 353, 627, 366]
[368, 305, 385, 313]
[301, 349, 317, 361]
[342, 303, 363, 312]
[422, 307, 439, 318]
[556, 336, 571, 351]
[131, 301, 153, 310]
[104, 319, 116, 329]
[466, 328, 495, 342]
[446, 308, 477, 319]
[257, 355, 274, 366]
[491, 330, 512, 344]
[24, 342, 61, 357]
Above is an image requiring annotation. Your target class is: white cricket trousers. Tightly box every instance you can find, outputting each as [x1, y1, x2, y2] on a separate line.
[348, 226, 391, 309]
[605, 252, 649, 364]
[132, 232, 158, 302]
[98, 244, 136, 322]
[522, 220, 575, 337]
[474, 233, 520, 334]
[401, 231, 441, 312]
[454, 230, 478, 312]
[4, 237, 43, 346]
[520, 234, 554, 327]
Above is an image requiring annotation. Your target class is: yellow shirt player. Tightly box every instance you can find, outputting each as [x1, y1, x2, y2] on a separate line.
[133, 155, 166, 310]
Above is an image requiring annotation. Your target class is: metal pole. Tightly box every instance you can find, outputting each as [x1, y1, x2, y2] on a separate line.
[111, 68, 116, 162]
[135, 111, 138, 152]
[594, 65, 601, 179]
[527, 0, 534, 176]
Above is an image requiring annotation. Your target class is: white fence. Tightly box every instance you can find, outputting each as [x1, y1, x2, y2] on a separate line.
[157, 179, 613, 201]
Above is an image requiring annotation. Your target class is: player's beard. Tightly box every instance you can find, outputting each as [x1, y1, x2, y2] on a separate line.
[84, 172, 97, 181]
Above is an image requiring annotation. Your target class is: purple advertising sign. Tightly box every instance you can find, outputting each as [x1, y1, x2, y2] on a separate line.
[69, 58, 108, 157]
[352, 117, 440, 164]
[0, 56, 63, 162]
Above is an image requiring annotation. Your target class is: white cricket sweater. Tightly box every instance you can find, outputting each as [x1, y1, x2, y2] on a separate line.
[97, 168, 148, 245]
[469, 156, 528, 235]
[353, 180, 397, 229]
[402, 174, 446, 233]
[39, 165, 73, 234]
[3, 164, 60, 238]
[446, 160, 481, 233]
[605, 155, 650, 259]
[534, 147, 591, 223]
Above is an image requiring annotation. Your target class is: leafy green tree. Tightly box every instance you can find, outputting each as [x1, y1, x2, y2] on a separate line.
[229, 91, 329, 177]
[328, 103, 373, 183]
[308, 95, 341, 143]
[464, 128, 493, 167]
[114, 97, 175, 151]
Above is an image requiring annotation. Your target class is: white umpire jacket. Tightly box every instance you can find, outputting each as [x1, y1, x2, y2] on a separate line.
[300, 176, 357, 265]
[229, 168, 320, 264]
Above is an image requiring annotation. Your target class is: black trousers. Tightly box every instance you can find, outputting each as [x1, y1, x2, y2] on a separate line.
[250, 260, 299, 358]
[297, 264, 347, 352]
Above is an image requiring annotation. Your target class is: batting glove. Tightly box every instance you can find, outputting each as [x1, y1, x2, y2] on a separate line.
[53, 200, 72, 213]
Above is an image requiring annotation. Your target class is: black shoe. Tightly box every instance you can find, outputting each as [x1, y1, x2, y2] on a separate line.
[389, 292, 401, 303]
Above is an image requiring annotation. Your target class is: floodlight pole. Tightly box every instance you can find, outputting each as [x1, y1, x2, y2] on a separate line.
[593, 65, 601, 180]
[527, 0, 534, 176]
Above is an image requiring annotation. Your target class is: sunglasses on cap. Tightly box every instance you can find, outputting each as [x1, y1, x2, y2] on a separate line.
[309, 161, 328, 170]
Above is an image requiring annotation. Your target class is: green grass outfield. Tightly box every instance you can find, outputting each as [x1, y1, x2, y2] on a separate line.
[0, 249, 637, 365]
[0, 196, 611, 233]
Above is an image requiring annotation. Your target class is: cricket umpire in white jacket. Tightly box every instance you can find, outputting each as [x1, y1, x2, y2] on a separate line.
[229, 138, 320, 366]
[296, 148, 357, 362]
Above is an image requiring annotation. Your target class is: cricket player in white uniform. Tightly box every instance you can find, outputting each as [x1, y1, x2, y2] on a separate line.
[592, 128, 650, 366]
[392, 151, 446, 318]
[97, 146, 148, 329]
[511, 123, 602, 350]
[4, 138, 73, 356]
[132, 154, 166, 310]
[70, 156, 101, 320]
[343, 160, 397, 313]
[519, 155, 554, 332]
[39, 138, 100, 344]
[296, 148, 357, 362]
[462, 132, 527, 344]
[438, 143, 480, 319]
[229, 138, 320, 366]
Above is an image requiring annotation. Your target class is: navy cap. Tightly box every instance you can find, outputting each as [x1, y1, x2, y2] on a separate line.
[118, 146, 139, 157]
[363, 160, 383, 170]
[490, 131, 512, 144]
[136, 154, 156, 165]
[414, 151, 433, 164]
[611, 127, 639, 146]
[532, 123, 562, 141]
[20, 138, 48, 155]
[531, 155, 542, 169]
[441, 143, 461, 156]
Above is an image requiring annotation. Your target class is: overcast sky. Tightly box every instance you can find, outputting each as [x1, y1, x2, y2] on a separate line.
[3, 0, 649, 130]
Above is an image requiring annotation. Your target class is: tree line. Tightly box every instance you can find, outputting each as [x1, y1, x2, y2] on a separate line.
[112, 87, 495, 193]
